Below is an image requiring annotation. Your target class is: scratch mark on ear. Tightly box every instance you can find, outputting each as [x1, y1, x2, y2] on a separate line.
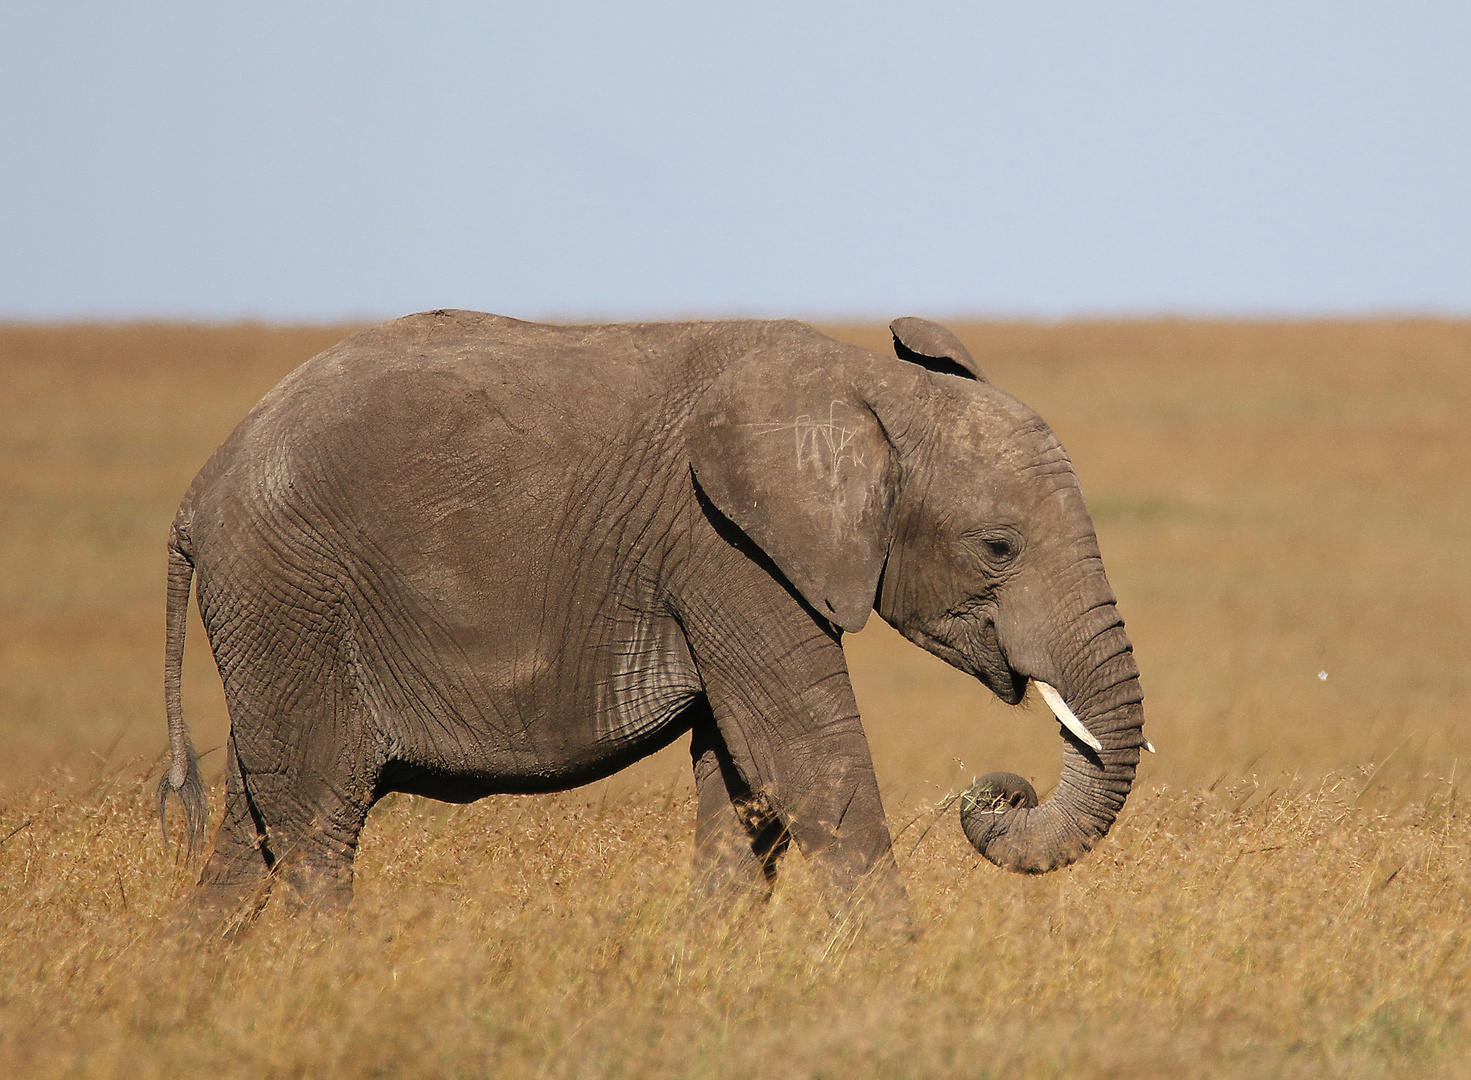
[743, 401, 863, 473]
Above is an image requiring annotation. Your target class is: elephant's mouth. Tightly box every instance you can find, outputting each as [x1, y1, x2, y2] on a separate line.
[914, 619, 1027, 706]
[979, 661, 1027, 707]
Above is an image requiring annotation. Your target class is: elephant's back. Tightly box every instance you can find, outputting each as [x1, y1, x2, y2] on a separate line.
[197, 309, 823, 482]
[248, 309, 666, 444]
[192, 311, 678, 502]
[177, 311, 728, 651]
[177, 309, 816, 574]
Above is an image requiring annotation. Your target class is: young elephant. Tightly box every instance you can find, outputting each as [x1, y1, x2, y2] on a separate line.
[158, 311, 1148, 916]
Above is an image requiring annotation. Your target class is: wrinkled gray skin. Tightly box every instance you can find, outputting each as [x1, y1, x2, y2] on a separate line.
[159, 311, 1146, 918]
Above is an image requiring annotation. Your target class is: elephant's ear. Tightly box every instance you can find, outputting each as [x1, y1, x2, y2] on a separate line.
[890, 317, 986, 381]
[688, 354, 897, 633]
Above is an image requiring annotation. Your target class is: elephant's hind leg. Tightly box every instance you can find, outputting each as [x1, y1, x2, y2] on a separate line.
[236, 720, 379, 916]
[208, 611, 383, 916]
[195, 734, 273, 917]
[690, 708, 790, 909]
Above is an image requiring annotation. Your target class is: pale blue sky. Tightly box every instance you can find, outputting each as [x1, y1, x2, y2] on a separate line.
[2, 3, 1467, 321]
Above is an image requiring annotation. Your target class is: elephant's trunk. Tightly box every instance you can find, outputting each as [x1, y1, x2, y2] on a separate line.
[960, 620, 1145, 873]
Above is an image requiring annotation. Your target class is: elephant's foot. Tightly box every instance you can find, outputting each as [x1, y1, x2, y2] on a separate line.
[832, 866, 916, 943]
[268, 855, 355, 919]
[690, 793, 791, 917]
[689, 849, 773, 918]
[156, 876, 273, 943]
[788, 810, 913, 939]
[183, 828, 355, 932]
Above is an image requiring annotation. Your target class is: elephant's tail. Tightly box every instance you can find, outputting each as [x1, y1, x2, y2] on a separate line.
[157, 519, 206, 858]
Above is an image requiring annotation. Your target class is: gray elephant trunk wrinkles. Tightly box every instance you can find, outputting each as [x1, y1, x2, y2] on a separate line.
[157, 310, 1147, 919]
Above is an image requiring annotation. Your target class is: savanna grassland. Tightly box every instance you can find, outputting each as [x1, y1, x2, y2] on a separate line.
[1, 319, 1469, 1079]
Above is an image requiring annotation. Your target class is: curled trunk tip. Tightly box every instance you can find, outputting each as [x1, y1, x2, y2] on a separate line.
[960, 690, 1143, 874]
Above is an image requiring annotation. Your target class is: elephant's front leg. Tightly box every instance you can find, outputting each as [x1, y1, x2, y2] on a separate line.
[689, 705, 790, 908]
[759, 720, 908, 922]
[685, 621, 909, 925]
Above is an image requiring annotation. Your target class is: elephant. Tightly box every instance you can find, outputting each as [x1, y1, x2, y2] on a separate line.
[157, 310, 1148, 919]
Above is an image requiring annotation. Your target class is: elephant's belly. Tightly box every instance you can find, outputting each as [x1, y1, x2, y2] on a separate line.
[372, 609, 703, 796]
[376, 691, 699, 800]
[592, 611, 703, 744]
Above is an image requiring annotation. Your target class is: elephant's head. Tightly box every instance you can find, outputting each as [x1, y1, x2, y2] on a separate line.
[689, 317, 1147, 874]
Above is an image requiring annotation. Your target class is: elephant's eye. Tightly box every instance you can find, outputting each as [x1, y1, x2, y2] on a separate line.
[982, 538, 1014, 561]
[967, 528, 1023, 567]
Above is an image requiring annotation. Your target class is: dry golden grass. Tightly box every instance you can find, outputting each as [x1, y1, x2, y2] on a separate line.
[2, 319, 1469, 1078]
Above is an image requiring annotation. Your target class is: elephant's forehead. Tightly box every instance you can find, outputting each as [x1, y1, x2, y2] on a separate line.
[915, 390, 1083, 523]
[942, 386, 1064, 465]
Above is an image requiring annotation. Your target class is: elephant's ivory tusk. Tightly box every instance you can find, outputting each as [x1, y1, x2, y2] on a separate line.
[1144, 738, 1157, 754]
[1034, 681, 1104, 753]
